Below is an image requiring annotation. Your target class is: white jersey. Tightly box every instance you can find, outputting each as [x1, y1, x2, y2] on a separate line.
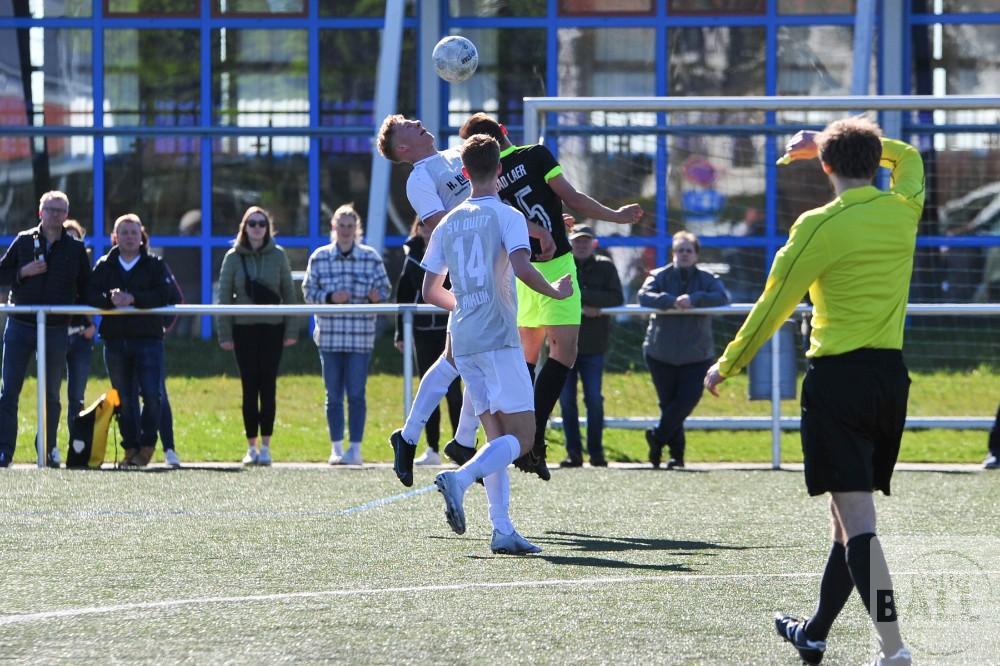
[422, 196, 530, 356]
[405, 147, 471, 222]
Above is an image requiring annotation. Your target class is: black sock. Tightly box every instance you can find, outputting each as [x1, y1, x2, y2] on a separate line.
[526, 362, 536, 385]
[804, 541, 853, 641]
[846, 533, 904, 654]
[533, 358, 572, 449]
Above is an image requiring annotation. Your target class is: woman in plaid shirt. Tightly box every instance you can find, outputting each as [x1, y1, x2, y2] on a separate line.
[303, 204, 391, 465]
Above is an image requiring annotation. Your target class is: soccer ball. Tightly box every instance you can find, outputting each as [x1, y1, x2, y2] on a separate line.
[432, 35, 478, 84]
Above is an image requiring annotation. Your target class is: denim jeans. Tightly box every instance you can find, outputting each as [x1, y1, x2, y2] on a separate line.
[0, 319, 68, 465]
[103, 338, 164, 450]
[558, 352, 606, 461]
[66, 331, 94, 433]
[159, 373, 174, 452]
[320, 350, 371, 443]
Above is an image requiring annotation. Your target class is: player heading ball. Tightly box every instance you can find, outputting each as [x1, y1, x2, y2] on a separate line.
[421, 133, 572, 554]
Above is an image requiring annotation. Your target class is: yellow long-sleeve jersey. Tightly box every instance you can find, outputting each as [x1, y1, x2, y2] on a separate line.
[718, 138, 925, 378]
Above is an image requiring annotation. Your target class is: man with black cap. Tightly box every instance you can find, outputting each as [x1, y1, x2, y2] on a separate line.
[557, 224, 623, 467]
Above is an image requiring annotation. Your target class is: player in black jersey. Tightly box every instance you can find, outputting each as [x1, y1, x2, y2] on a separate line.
[459, 113, 642, 479]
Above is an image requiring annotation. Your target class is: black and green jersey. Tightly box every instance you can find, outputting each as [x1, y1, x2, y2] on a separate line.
[497, 144, 570, 262]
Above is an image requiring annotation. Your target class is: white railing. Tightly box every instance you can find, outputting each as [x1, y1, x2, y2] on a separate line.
[8, 302, 999, 470]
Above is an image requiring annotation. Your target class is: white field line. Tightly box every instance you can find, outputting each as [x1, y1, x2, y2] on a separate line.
[2, 570, 999, 627]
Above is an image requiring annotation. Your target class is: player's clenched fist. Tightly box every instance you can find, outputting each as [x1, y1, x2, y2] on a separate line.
[551, 273, 574, 300]
[616, 203, 643, 224]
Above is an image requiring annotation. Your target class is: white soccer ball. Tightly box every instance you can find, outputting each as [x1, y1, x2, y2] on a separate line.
[432, 35, 479, 84]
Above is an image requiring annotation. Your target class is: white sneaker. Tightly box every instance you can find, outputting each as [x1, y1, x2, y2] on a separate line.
[242, 449, 258, 465]
[48, 447, 61, 468]
[164, 449, 181, 467]
[257, 447, 272, 466]
[328, 452, 344, 465]
[871, 646, 912, 666]
[414, 449, 441, 466]
[984, 453, 999, 470]
[490, 529, 542, 555]
[339, 447, 362, 466]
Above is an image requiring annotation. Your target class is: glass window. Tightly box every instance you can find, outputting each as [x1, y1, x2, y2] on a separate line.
[0, 137, 93, 236]
[0, 0, 90, 16]
[449, 0, 545, 16]
[321, 145, 414, 239]
[777, 26, 876, 124]
[104, 30, 200, 126]
[778, 0, 854, 12]
[910, 24, 1000, 151]
[215, 0, 305, 15]
[559, 0, 654, 15]
[156, 246, 201, 318]
[668, 0, 765, 14]
[320, 29, 417, 127]
[911, 0, 1000, 11]
[668, 135, 767, 238]
[669, 27, 765, 97]
[105, 0, 197, 15]
[320, 0, 415, 16]
[0, 28, 92, 127]
[447, 28, 546, 132]
[104, 135, 200, 237]
[212, 136, 309, 237]
[213, 29, 308, 128]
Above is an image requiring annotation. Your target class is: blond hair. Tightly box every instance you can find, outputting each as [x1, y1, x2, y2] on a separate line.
[376, 114, 406, 162]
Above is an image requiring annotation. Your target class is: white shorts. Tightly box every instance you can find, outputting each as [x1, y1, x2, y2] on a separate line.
[454, 346, 534, 416]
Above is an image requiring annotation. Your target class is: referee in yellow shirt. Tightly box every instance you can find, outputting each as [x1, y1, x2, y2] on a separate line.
[705, 117, 923, 666]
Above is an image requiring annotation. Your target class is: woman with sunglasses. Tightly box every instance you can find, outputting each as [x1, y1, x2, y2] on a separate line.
[217, 206, 298, 466]
[638, 230, 729, 470]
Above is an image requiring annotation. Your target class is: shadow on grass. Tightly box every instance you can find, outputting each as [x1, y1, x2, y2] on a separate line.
[70, 465, 246, 474]
[535, 531, 755, 555]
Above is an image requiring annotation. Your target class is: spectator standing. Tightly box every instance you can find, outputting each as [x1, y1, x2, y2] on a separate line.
[303, 204, 390, 466]
[87, 214, 176, 468]
[394, 217, 462, 466]
[985, 403, 999, 470]
[217, 206, 298, 466]
[638, 231, 729, 469]
[157, 261, 185, 467]
[0, 191, 91, 468]
[62, 219, 97, 438]
[557, 225, 623, 468]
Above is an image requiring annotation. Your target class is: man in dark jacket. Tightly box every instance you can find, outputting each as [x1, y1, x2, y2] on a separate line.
[87, 214, 176, 468]
[557, 225, 623, 467]
[0, 191, 91, 467]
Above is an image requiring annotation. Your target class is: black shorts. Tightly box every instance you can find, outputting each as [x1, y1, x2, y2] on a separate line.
[800, 349, 910, 497]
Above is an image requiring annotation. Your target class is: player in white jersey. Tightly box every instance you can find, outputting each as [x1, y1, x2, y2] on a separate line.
[421, 134, 572, 554]
[377, 114, 556, 486]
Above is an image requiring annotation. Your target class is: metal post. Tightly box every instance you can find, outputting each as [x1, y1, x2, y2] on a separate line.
[402, 308, 414, 419]
[851, 0, 877, 96]
[365, 0, 405, 254]
[35, 310, 47, 469]
[770, 329, 782, 470]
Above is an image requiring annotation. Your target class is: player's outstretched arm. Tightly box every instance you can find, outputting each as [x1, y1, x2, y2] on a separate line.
[510, 248, 572, 300]
[547, 174, 643, 225]
[421, 271, 456, 312]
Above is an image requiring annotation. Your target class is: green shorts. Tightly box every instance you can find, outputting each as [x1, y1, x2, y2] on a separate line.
[516, 252, 581, 328]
